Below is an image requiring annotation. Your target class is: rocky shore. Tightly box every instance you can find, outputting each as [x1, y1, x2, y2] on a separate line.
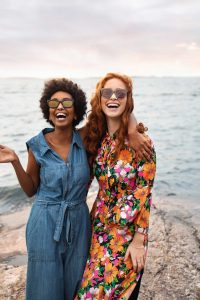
[139, 197, 200, 300]
[0, 195, 200, 300]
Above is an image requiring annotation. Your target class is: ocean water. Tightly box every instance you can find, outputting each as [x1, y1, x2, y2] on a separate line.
[0, 77, 199, 213]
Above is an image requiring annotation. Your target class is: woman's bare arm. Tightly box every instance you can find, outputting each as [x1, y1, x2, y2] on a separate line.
[0, 145, 39, 197]
[128, 113, 152, 161]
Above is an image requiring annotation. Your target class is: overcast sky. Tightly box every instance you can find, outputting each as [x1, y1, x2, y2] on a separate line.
[0, 0, 200, 78]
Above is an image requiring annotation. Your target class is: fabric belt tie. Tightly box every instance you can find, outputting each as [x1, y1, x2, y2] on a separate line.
[35, 198, 85, 242]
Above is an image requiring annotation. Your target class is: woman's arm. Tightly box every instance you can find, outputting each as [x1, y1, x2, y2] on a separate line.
[0, 145, 39, 197]
[77, 126, 87, 141]
[124, 147, 156, 272]
[128, 113, 152, 161]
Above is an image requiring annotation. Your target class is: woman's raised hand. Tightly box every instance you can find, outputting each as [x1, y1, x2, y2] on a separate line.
[0, 145, 18, 163]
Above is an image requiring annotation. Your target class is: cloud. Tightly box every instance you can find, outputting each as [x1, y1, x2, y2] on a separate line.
[176, 42, 200, 51]
[0, 0, 200, 77]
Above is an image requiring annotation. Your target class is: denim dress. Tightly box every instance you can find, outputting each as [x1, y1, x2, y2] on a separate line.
[25, 128, 91, 300]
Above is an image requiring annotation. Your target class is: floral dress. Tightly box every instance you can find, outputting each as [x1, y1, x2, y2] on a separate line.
[76, 133, 156, 300]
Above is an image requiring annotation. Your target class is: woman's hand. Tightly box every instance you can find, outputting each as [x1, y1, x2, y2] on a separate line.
[128, 114, 152, 161]
[124, 241, 146, 273]
[124, 232, 147, 273]
[0, 145, 18, 163]
[128, 131, 152, 161]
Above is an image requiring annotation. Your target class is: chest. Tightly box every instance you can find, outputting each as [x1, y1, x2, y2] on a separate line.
[47, 142, 71, 162]
[39, 145, 90, 190]
[94, 140, 137, 189]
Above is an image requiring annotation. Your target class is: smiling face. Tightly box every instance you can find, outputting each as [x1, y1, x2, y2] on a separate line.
[48, 91, 76, 129]
[101, 78, 128, 121]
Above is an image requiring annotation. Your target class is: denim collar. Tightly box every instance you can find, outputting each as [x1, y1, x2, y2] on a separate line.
[38, 128, 82, 156]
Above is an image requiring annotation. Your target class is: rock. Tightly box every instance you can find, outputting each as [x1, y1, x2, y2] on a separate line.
[195, 283, 200, 299]
[0, 264, 26, 300]
[138, 197, 200, 300]
[0, 196, 200, 299]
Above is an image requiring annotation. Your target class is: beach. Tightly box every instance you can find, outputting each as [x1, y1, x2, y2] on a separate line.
[0, 76, 199, 299]
[0, 194, 200, 300]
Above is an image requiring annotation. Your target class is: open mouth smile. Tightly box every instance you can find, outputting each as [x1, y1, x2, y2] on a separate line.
[106, 102, 120, 108]
[56, 112, 67, 120]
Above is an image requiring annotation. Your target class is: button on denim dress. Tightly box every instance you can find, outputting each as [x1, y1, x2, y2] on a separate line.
[25, 128, 91, 300]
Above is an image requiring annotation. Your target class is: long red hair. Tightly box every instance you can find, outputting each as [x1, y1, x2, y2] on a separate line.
[84, 73, 134, 165]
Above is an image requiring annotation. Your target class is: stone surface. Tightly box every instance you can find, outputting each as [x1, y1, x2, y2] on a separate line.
[0, 196, 200, 300]
[138, 197, 200, 300]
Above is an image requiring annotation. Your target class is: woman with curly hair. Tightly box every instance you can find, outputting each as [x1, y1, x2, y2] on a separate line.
[76, 73, 156, 300]
[0, 78, 91, 300]
[0, 76, 151, 300]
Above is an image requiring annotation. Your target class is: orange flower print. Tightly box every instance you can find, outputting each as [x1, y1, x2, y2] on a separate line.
[109, 177, 115, 186]
[112, 205, 121, 222]
[76, 134, 156, 299]
[104, 263, 118, 284]
[109, 236, 124, 252]
[134, 186, 148, 202]
[118, 149, 132, 165]
[143, 162, 156, 181]
[99, 205, 109, 224]
[99, 174, 106, 182]
[124, 257, 133, 270]
[90, 243, 104, 260]
[82, 267, 94, 288]
[136, 208, 149, 228]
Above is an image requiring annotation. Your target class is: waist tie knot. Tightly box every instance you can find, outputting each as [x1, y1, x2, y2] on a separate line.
[35, 198, 85, 242]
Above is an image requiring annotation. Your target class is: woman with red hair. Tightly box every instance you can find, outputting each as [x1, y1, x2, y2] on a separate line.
[76, 73, 156, 299]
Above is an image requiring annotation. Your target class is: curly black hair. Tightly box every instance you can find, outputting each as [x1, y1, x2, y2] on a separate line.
[40, 78, 87, 127]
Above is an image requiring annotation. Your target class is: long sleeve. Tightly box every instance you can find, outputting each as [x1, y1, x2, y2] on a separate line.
[133, 148, 156, 235]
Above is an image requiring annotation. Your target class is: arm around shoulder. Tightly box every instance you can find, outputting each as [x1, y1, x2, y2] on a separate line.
[128, 113, 152, 161]
[77, 126, 87, 141]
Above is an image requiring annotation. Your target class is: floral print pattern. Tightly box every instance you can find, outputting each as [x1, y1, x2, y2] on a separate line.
[76, 133, 156, 299]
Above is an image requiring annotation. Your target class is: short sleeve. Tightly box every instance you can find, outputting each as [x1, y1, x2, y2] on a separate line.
[26, 135, 40, 165]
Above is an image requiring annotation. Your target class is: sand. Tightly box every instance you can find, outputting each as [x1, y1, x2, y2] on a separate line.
[0, 195, 200, 300]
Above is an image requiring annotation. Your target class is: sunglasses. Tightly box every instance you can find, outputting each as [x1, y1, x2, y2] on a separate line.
[47, 98, 74, 109]
[101, 88, 127, 100]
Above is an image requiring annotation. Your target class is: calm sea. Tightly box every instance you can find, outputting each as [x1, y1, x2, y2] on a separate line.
[0, 77, 199, 213]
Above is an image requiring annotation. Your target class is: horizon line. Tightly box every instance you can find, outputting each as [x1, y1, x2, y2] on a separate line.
[0, 75, 200, 80]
